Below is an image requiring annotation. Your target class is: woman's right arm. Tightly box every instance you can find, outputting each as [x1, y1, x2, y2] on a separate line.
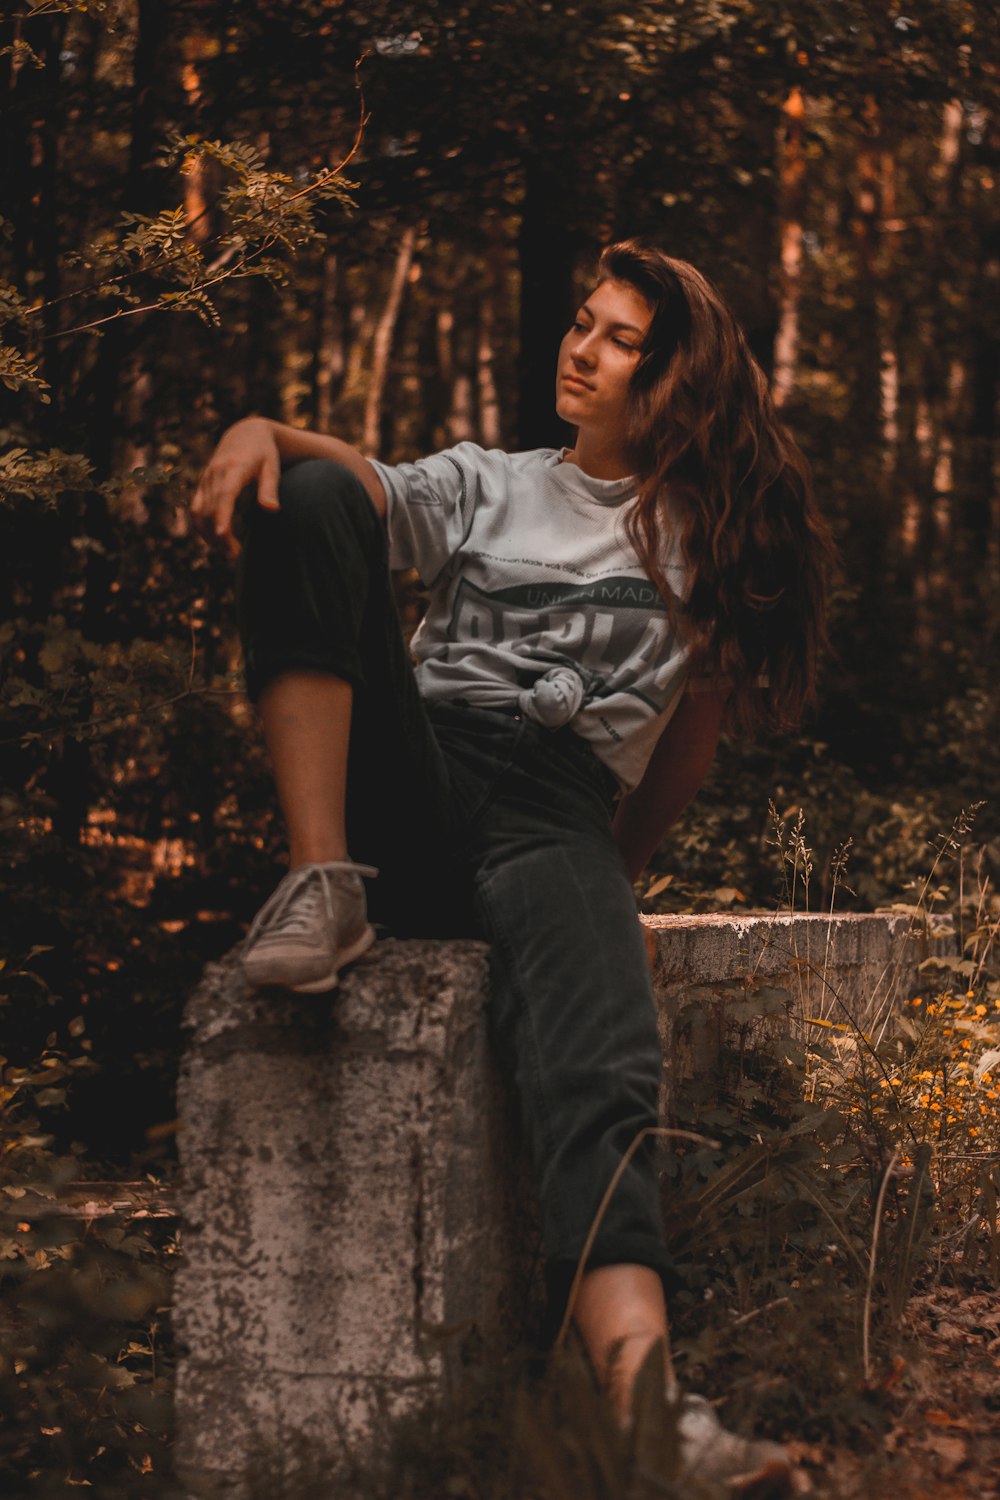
[190, 416, 386, 555]
[612, 684, 728, 883]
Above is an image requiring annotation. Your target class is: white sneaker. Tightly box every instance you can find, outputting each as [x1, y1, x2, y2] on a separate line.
[675, 1393, 794, 1497]
[241, 861, 377, 994]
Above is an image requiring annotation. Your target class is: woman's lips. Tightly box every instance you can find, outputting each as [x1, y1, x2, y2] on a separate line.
[561, 374, 594, 393]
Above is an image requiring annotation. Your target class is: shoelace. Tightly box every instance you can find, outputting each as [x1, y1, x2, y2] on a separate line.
[244, 861, 378, 946]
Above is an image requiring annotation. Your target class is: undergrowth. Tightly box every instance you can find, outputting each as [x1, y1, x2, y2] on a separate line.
[0, 1072, 176, 1497]
[348, 807, 1000, 1500]
[2, 809, 999, 1496]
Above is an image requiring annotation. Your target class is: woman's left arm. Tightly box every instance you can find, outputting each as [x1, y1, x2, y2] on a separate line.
[612, 685, 729, 883]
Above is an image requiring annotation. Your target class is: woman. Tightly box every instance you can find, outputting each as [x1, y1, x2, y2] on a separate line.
[191, 240, 833, 1493]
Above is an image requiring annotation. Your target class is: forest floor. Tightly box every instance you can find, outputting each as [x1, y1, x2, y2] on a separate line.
[4, 846, 1000, 1497]
[336, 1257, 1000, 1500]
[791, 1282, 1000, 1498]
[5, 1063, 1000, 1499]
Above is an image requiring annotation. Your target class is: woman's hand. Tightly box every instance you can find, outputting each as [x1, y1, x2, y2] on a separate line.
[190, 416, 281, 558]
[189, 417, 387, 556]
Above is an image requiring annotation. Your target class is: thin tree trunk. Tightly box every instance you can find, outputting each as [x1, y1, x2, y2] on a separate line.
[84, 0, 168, 484]
[4, 16, 33, 291]
[312, 248, 343, 430]
[957, 229, 999, 603]
[448, 369, 474, 445]
[435, 302, 456, 443]
[477, 284, 501, 448]
[341, 275, 370, 431]
[436, 305, 454, 391]
[362, 224, 417, 454]
[850, 96, 883, 434]
[118, 362, 154, 523]
[77, 0, 170, 663]
[773, 87, 806, 408]
[11, 15, 68, 630]
[117, 10, 185, 523]
[446, 284, 476, 445]
[517, 156, 575, 450]
[879, 144, 900, 477]
[37, 16, 67, 413]
[181, 65, 209, 243]
[847, 96, 888, 602]
[909, 100, 966, 642]
[245, 275, 282, 415]
[279, 279, 303, 428]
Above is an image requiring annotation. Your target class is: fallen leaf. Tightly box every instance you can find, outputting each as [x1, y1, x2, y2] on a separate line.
[878, 1354, 907, 1391]
[925, 1433, 968, 1474]
[924, 1410, 980, 1432]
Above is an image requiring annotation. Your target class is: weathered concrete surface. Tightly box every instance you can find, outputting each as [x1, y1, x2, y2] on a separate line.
[174, 938, 534, 1499]
[644, 910, 945, 1096]
[645, 909, 934, 1015]
[175, 911, 948, 1497]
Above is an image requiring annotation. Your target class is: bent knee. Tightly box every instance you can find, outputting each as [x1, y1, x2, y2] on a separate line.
[240, 458, 381, 555]
[277, 459, 374, 527]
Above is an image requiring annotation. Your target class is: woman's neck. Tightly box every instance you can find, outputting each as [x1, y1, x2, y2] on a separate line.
[563, 430, 633, 481]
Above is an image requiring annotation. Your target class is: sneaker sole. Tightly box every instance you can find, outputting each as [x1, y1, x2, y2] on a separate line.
[288, 923, 376, 994]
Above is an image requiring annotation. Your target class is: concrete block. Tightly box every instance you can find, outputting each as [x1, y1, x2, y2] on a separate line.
[645, 909, 934, 1016]
[174, 911, 948, 1495]
[643, 911, 944, 1100]
[174, 938, 533, 1499]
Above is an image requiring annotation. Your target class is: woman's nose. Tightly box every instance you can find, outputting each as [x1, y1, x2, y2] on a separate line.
[573, 334, 597, 367]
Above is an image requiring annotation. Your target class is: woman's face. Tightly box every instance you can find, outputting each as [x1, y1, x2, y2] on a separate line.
[555, 278, 653, 439]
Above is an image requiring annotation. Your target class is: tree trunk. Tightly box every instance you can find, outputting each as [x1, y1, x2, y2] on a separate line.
[904, 100, 966, 644]
[4, 15, 35, 291]
[477, 276, 502, 449]
[879, 144, 899, 479]
[278, 279, 304, 429]
[180, 35, 211, 246]
[77, 0, 170, 659]
[84, 0, 169, 482]
[339, 269, 371, 440]
[847, 96, 887, 600]
[957, 231, 1000, 607]
[772, 87, 806, 408]
[447, 285, 476, 446]
[311, 248, 343, 431]
[517, 156, 576, 450]
[362, 224, 417, 455]
[35, 16, 68, 417]
[6, 15, 68, 629]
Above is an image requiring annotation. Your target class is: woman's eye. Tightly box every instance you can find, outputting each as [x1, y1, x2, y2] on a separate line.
[613, 338, 637, 351]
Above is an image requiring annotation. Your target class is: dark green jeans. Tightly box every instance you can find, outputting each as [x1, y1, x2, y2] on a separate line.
[237, 458, 670, 1316]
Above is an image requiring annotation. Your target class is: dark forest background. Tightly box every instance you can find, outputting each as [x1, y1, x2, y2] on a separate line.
[2, 0, 998, 1168]
[2, 4, 1000, 1494]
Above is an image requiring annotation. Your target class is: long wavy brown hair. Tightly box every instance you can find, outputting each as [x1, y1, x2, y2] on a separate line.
[598, 239, 837, 732]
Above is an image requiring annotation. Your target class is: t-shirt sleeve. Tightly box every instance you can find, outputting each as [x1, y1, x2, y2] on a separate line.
[368, 446, 479, 585]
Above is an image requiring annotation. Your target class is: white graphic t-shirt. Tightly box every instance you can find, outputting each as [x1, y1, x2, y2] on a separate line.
[369, 443, 692, 792]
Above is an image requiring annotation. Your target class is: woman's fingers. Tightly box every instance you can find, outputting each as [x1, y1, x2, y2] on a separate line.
[189, 471, 210, 520]
[189, 458, 247, 547]
[188, 422, 281, 551]
[257, 448, 281, 511]
[211, 468, 241, 542]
